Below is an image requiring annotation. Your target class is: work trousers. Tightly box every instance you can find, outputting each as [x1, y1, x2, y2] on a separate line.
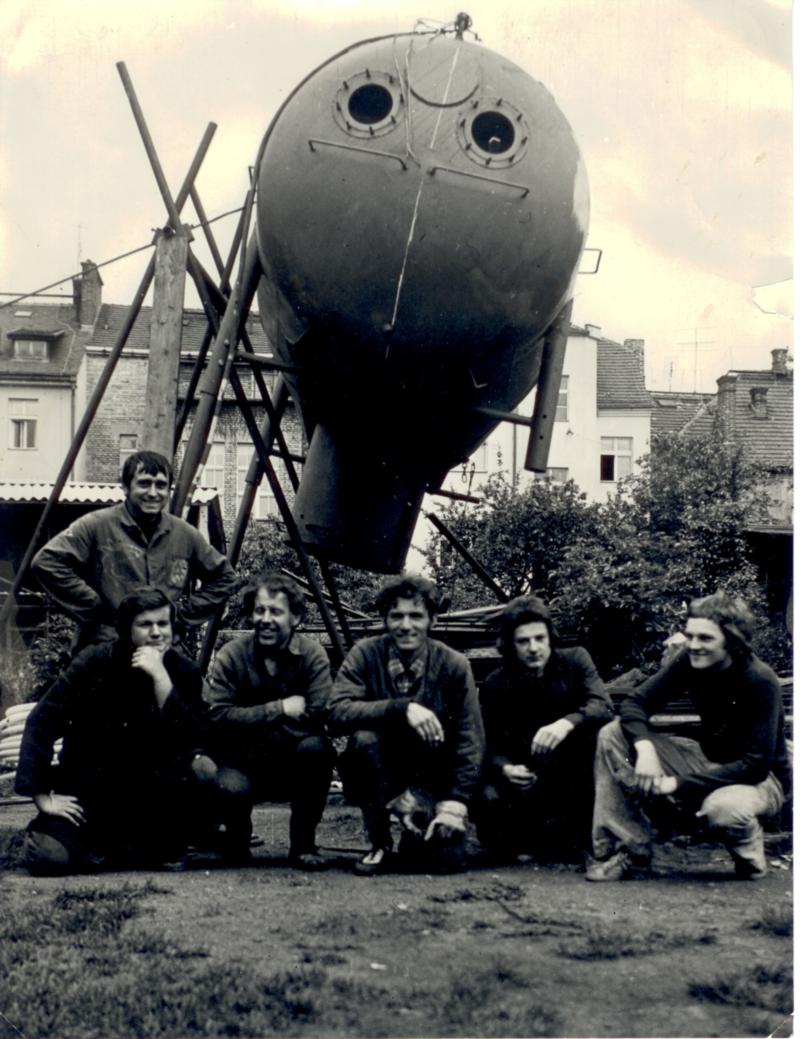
[219, 732, 334, 856]
[339, 727, 459, 858]
[473, 723, 600, 861]
[23, 765, 220, 875]
[591, 719, 785, 871]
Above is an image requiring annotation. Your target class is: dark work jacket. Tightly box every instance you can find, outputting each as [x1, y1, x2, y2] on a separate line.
[203, 632, 331, 746]
[328, 634, 485, 804]
[620, 652, 791, 800]
[15, 641, 209, 803]
[480, 647, 613, 779]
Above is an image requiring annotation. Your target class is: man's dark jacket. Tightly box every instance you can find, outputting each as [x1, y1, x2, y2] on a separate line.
[480, 646, 613, 781]
[15, 641, 209, 805]
[327, 634, 485, 805]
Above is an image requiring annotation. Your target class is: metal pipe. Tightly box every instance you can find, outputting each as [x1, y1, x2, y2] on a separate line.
[473, 405, 533, 427]
[429, 487, 483, 504]
[228, 368, 347, 663]
[171, 233, 262, 515]
[423, 510, 508, 603]
[525, 300, 573, 472]
[174, 197, 249, 446]
[198, 377, 290, 670]
[190, 186, 225, 276]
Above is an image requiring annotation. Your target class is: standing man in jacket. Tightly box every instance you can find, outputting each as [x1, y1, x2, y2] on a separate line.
[328, 575, 485, 876]
[204, 572, 335, 870]
[32, 450, 237, 650]
[586, 591, 790, 882]
[475, 595, 613, 862]
[16, 587, 228, 874]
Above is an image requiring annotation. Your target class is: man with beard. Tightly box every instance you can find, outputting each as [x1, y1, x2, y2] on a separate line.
[328, 575, 484, 876]
[204, 571, 334, 870]
[474, 595, 613, 863]
[586, 591, 790, 882]
[16, 586, 226, 874]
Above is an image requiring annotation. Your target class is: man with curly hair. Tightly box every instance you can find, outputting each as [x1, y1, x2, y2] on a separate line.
[328, 575, 484, 875]
[204, 571, 334, 870]
[586, 591, 791, 882]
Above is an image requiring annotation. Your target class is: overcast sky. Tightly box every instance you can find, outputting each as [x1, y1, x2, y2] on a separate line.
[0, 0, 792, 393]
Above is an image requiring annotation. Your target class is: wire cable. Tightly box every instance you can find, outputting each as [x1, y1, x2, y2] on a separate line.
[0, 205, 245, 310]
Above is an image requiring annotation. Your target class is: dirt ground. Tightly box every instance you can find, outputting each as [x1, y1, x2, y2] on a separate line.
[0, 798, 793, 1039]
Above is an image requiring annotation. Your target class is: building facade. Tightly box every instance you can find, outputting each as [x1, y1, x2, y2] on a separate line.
[439, 324, 652, 502]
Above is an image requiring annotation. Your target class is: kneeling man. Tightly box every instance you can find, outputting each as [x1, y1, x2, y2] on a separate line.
[17, 587, 225, 874]
[586, 592, 790, 882]
[475, 595, 613, 862]
[204, 572, 334, 870]
[328, 575, 485, 875]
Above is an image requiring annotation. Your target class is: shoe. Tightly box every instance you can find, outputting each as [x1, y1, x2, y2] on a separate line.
[584, 849, 633, 882]
[732, 856, 768, 881]
[289, 850, 329, 872]
[354, 846, 392, 876]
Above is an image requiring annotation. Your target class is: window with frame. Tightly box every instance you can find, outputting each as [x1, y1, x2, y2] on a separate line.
[12, 339, 48, 360]
[9, 398, 37, 449]
[201, 440, 226, 509]
[118, 433, 139, 472]
[555, 375, 569, 422]
[236, 442, 280, 519]
[600, 436, 633, 482]
[546, 467, 569, 483]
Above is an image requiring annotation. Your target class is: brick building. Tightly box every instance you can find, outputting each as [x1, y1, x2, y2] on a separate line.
[76, 299, 304, 538]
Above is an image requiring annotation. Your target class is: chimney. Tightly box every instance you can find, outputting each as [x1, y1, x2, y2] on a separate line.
[716, 373, 738, 435]
[771, 347, 789, 375]
[624, 338, 645, 372]
[749, 385, 769, 418]
[72, 260, 103, 327]
[584, 323, 602, 337]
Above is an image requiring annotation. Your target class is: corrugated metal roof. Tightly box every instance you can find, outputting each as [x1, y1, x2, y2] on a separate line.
[0, 482, 220, 505]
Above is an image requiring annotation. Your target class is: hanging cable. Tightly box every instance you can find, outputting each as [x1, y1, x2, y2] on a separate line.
[0, 205, 245, 310]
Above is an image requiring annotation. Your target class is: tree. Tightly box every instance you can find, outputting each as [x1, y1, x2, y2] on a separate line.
[424, 431, 790, 676]
[422, 472, 601, 610]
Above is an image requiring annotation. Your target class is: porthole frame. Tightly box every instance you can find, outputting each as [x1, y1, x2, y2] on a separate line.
[333, 70, 403, 140]
[456, 97, 529, 168]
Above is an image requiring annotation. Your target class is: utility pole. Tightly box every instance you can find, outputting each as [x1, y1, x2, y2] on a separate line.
[141, 226, 191, 459]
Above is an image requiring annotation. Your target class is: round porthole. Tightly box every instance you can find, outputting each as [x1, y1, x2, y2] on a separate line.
[334, 71, 402, 139]
[457, 99, 529, 168]
[471, 111, 515, 154]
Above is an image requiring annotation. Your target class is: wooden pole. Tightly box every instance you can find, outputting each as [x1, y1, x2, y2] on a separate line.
[142, 228, 190, 458]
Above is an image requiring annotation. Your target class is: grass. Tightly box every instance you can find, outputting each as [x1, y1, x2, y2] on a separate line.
[689, 960, 793, 1015]
[557, 924, 718, 961]
[0, 882, 563, 1039]
[751, 901, 793, 937]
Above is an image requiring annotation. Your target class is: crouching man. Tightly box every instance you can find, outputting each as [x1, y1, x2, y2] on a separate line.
[204, 572, 335, 870]
[328, 575, 485, 876]
[16, 587, 228, 875]
[474, 595, 613, 863]
[586, 592, 791, 882]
